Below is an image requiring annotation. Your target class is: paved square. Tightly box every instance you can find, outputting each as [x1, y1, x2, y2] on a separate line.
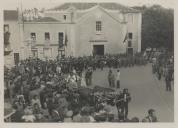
[92, 64, 174, 122]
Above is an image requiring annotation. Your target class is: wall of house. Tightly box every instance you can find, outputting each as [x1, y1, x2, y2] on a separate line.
[74, 7, 128, 57]
[125, 12, 142, 53]
[22, 22, 73, 59]
[4, 20, 21, 67]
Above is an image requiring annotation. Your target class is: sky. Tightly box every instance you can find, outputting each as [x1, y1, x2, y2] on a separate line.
[1, 0, 176, 10]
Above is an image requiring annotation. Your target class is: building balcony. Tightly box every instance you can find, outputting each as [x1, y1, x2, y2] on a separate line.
[4, 44, 12, 56]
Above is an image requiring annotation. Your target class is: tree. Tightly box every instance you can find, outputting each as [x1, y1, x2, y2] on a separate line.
[133, 5, 174, 51]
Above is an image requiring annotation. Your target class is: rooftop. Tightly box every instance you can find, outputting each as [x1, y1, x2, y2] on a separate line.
[24, 17, 59, 22]
[48, 2, 139, 13]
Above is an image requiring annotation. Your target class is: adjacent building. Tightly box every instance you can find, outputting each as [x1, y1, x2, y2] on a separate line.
[4, 10, 23, 67]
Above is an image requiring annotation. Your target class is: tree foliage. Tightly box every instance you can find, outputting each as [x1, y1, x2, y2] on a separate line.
[133, 5, 174, 51]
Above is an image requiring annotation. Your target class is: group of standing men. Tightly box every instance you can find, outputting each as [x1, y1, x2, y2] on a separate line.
[152, 54, 174, 91]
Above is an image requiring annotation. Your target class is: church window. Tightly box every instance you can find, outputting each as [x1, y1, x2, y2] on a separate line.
[96, 21, 102, 32]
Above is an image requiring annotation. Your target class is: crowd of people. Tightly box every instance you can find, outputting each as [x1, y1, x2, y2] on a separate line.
[151, 52, 174, 91]
[4, 53, 159, 122]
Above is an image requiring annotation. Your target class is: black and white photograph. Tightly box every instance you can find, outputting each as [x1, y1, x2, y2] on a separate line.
[2, 0, 174, 124]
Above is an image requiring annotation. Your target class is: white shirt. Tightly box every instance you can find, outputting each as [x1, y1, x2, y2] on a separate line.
[116, 72, 120, 81]
[73, 69, 76, 74]
[89, 116, 95, 122]
[67, 75, 77, 83]
[22, 115, 36, 122]
[56, 66, 61, 73]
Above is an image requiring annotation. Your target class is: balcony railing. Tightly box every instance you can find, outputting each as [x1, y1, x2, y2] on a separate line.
[4, 44, 12, 56]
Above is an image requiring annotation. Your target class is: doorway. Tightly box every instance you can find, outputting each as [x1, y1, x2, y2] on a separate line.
[127, 48, 133, 55]
[93, 45, 104, 56]
[32, 49, 38, 58]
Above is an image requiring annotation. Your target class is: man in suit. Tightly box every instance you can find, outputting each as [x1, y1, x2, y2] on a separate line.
[122, 88, 131, 120]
